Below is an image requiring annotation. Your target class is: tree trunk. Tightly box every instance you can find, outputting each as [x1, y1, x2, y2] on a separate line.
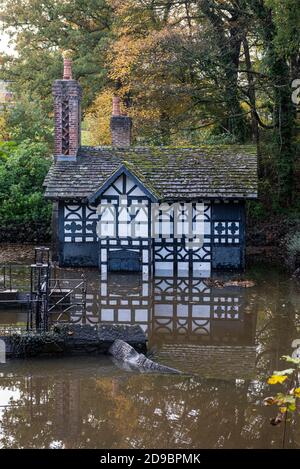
[199, 0, 248, 142]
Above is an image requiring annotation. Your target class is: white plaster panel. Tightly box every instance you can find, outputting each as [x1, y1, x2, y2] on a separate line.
[135, 309, 148, 322]
[101, 309, 114, 321]
[118, 309, 131, 322]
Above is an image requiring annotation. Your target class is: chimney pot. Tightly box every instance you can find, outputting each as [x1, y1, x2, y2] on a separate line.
[110, 97, 132, 147]
[112, 96, 121, 116]
[52, 55, 82, 160]
[63, 57, 72, 80]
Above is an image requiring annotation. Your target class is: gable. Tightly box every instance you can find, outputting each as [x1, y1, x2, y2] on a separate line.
[88, 165, 158, 203]
[102, 173, 147, 197]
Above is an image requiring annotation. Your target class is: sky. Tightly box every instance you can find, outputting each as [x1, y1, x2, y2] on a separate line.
[0, 31, 15, 95]
[0, 31, 15, 55]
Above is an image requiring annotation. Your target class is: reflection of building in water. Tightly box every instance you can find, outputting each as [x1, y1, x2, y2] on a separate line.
[81, 273, 257, 346]
[53, 378, 81, 446]
[151, 276, 256, 345]
[84, 273, 150, 331]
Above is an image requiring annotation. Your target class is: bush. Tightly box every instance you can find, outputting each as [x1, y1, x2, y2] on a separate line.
[0, 140, 52, 240]
[0, 141, 17, 162]
[6, 94, 53, 146]
[202, 132, 239, 145]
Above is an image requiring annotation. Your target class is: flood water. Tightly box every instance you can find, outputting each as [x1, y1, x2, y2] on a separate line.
[0, 261, 300, 448]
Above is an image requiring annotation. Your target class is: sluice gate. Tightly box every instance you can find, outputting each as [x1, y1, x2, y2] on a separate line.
[0, 247, 87, 332]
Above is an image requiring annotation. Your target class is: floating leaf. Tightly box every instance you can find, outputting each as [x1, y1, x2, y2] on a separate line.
[268, 375, 288, 385]
[279, 406, 287, 413]
[282, 355, 300, 365]
[263, 396, 276, 406]
[285, 395, 296, 403]
[294, 388, 300, 398]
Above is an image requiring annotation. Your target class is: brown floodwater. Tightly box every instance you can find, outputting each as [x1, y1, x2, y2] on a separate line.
[0, 262, 300, 448]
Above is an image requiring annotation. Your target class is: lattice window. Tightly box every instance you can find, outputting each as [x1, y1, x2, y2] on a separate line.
[85, 205, 98, 241]
[213, 221, 240, 244]
[213, 296, 240, 320]
[64, 204, 97, 242]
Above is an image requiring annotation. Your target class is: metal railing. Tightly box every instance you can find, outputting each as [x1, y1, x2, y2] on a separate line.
[0, 264, 31, 292]
[0, 250, 87, 332]
[47, 276, 87, 324]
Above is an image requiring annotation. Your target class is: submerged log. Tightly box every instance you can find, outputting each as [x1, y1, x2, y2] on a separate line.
[109, 339, 182, 374]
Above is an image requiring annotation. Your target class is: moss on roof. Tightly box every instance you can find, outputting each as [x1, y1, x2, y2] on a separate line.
[44, 144, 258, 201]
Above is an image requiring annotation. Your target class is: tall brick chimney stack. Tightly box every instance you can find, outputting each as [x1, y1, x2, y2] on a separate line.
[110, 96, 132, 147]
[52, 53, 82, 161]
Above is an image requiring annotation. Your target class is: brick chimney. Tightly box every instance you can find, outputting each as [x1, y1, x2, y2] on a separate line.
[52, 53, 82, 161]
[110, 96, 132, 147]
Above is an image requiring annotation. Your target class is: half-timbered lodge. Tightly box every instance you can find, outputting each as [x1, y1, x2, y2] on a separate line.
[44, 56, 258, 276]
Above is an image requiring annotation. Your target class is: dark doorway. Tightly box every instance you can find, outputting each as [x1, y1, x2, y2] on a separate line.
[108, 249, 141, 272]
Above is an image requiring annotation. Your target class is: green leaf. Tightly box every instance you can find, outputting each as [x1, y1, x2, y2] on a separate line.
[274, 368, 295, 376]
[282, 355, 300, 365]
[287, 402, 296, 412]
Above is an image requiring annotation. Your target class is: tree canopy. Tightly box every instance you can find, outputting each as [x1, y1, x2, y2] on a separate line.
[0, 0, 300, 210]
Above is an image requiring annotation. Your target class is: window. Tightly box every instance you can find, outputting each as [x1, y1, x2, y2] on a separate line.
[213, 221, 240, 244]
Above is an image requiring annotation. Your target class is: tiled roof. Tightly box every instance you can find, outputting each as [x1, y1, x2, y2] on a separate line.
[44, 145, 258, 201]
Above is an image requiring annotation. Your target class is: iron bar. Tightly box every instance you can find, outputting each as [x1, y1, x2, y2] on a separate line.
[1, 247, 88, 333]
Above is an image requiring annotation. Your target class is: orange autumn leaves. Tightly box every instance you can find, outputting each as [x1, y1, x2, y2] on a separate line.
[268, 375, 288, 385]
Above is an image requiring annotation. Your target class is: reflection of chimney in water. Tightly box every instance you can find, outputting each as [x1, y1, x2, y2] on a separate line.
[111, 378, 120, 397]
[53, 379, 81, 444]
